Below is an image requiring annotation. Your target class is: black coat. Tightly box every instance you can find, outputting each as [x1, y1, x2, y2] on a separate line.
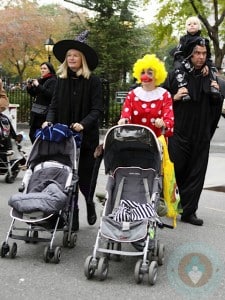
[27, 75, 57, 128]
[46, 74, 103, 151]
[163, 69, 222, 141]
[163, 68, 223, 217]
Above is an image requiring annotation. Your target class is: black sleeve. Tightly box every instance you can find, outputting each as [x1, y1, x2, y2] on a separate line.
[80, 76, 103, 131]
[46, 79, 60, 123]
[35, 77, 56, 99]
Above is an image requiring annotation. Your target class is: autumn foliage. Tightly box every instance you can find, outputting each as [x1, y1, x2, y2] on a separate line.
[0, 1, 73, 81]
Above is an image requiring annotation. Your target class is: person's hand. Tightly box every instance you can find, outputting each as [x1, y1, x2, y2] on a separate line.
[210, 80, 220, 91]
[118, 118, 128, 125]
[94, 144, 103, 158]
[15, 134, 23, 143]
[201, 65, 209, 76]
[42, 121, 50, 128]
[154, 118, 165, 128]
[174, 87, 189, 101]
[71, 123, 84, 132]
[32, 79, 39, 87]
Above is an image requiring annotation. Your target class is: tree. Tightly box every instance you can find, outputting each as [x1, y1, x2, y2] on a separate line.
[64, 0, 137, 17]
[146, 0, 225, 69]
[65, 0, 150, 93]
[0, 1, 74, 82]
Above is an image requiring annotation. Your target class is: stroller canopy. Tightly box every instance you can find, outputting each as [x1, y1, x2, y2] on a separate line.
[103, 125, 162, 174]
[26, 124, 79, 169]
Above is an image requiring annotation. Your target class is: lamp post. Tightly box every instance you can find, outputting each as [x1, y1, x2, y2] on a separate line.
[44, 36, 54, 63]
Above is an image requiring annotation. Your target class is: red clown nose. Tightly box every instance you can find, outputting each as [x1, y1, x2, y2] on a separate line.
[140, 73, 153, 83]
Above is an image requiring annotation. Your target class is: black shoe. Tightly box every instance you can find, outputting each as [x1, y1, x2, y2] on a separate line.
[182, 94, 191, 102]
[87, 202, 97, 225]
[181, 214, 203, 226]
[72, 208, 79, 231]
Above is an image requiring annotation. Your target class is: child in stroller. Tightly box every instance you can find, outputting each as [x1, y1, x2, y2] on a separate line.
[0, 80, 26, 183]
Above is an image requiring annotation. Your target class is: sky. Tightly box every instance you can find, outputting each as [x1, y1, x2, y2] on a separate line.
[37, 0, 158, 24]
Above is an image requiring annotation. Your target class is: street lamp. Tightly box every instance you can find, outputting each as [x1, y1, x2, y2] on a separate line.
[44, 36, 54, 62]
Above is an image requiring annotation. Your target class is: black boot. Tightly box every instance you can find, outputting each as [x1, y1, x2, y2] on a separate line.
[86, 201, 97, 225]
[71, 208, 79, 231]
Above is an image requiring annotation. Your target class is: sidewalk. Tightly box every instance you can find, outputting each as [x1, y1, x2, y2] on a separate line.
[204, 116, 225, 188]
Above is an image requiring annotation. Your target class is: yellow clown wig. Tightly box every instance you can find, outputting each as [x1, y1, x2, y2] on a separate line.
[133, 54, 167, 86]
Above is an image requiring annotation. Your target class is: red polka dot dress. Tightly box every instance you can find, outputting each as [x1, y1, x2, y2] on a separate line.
[120, 86, 174, 137]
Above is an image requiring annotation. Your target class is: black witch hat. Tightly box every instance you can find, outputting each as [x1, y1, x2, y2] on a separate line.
[53, 30, 98, 71]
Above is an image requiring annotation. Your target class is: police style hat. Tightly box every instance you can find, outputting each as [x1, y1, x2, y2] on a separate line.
[183, 36, 211, 58]
[53, 30, 98, 71]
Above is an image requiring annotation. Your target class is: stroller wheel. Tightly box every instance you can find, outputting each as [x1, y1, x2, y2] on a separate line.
[63, 232, 77, 248]
[157, 243, 165, 266]
[32, 231, 39, 244]
[9, 242, 17, 259]
[148, 261, 158, 285]
[84, 255, 96, 279]
[68, 232, 77, 248]
[53, 246, 61, 264]
[43, 246, 52, 263]
[134, 259, 144, 284]
[97, 257, 109, 281]
[113, 242, 121, 261]
[106, 241, 121, 261]
[5, 174, 15, 184]
[25, 230, 31, 243]
[62, 232, 69, 247]
[1, 242, 10, 258]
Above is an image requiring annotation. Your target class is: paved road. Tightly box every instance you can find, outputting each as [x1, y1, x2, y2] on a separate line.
[0, 117, 224, 300]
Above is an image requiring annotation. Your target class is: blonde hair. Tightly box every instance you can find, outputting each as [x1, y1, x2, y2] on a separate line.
[185, 16, 202, 31]
[57, 50, 91, 79]
[133, 54, 167, 85]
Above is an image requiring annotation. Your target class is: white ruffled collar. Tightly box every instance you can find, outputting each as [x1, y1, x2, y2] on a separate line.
[133, 86, 166, 101]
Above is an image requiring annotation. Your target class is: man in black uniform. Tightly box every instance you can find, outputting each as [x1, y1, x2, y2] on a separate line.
[163, 37, 223, 226]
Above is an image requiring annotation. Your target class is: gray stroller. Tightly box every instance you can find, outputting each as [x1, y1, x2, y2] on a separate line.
[1, 124, 81, 263]
[84, 124, 166, 285]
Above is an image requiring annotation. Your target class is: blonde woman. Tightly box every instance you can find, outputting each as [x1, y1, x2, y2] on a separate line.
[44, 31, 103, 231]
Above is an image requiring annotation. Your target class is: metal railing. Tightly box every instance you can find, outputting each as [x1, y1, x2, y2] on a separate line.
[6, 83, 126, 128]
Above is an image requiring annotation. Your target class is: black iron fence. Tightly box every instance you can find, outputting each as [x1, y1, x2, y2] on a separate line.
[6, 81, 128, 128]
[6, 89, 31, 123]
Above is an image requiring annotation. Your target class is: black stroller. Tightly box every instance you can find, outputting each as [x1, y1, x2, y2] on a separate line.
[84, 124, 167, 285]
[0, 113, 26, 183]
[1, 124, 81, 263]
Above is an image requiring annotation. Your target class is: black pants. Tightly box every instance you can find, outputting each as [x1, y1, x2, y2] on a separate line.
[74, 148, 96, 208]
[168, 134, 210, 217]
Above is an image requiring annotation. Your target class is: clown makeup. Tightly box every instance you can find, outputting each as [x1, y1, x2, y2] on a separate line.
[140, 68, 154, 83]
[141, 69, 154, 77]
